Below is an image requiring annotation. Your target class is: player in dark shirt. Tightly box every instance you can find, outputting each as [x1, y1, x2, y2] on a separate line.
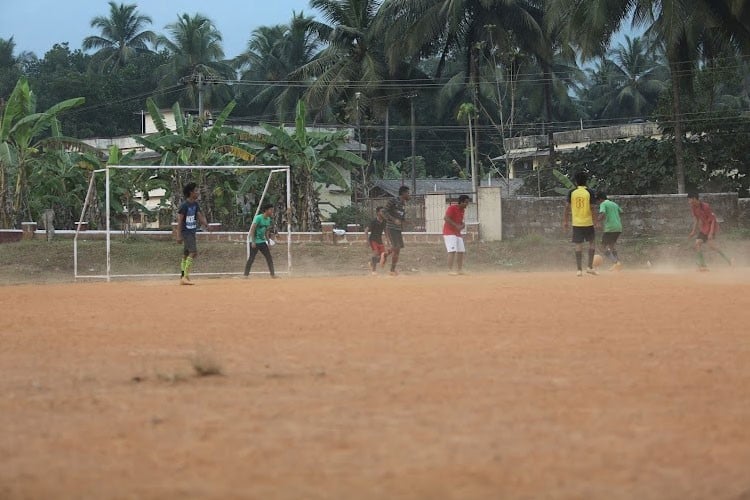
[364, 206, 389, 275]
[384, 186, 410, 276]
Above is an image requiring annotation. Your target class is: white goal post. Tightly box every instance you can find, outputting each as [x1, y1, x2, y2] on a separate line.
[73, 165, 292, 281]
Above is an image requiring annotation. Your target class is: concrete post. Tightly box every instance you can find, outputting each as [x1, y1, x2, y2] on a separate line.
[424, 193, 445, 233]
[478, 186, 502, 241]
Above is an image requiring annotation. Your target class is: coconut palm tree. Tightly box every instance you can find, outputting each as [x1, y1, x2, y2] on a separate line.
[295, 0, 388, 115]
[548, 0, 750, 192]
[582, 35, 668, 120]
[234, 12, 322, 122]
[82, 1, 156, 72]
[155, 13, 236, 114]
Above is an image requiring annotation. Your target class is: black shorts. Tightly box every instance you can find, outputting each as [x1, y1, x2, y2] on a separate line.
[182, 232, 197, 254]
[386, 228, 404, 249]
[601, 232, 621, 245]
[697, 232, 709, 242]
[571, 226, 595, 244]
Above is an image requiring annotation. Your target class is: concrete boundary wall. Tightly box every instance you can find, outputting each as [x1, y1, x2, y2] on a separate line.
[501, 193, 742, 239]
[4, 193, 747, 244]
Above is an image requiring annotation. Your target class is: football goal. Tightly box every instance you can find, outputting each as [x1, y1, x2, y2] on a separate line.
[73, 165, 292, 281]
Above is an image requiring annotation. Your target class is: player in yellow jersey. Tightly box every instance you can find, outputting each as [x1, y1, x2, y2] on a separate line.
[562, 171, 598, 277]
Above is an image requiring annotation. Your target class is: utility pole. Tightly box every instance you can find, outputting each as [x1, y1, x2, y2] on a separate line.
[197, 73, 204, 120]
[355, 92, 362, 159]
[408, 93, 417, 194]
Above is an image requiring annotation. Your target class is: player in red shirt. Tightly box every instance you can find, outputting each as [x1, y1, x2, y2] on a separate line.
[687, 191, 733, 271]
[443, 195, 470, 275]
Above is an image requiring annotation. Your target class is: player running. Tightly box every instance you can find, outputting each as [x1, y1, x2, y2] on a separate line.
[175, 182, 208, 285]
[364, 206, 389, 275]
[687, 191, 733, 271]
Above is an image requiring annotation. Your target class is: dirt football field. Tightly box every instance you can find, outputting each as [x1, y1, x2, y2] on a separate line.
[2, 268, 750, 500]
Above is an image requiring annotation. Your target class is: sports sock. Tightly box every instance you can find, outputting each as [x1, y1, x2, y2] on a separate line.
[180, 257, 187, 277]
[611, 249, 619, 262]
[185, 256, 194, 278]
[696, 250, 706, 267]
[371, 255, 379, 270]
[588, 248, 595, 268]
[575, 250, 583, 271]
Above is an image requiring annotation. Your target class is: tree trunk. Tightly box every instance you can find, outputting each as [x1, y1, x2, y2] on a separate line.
[670, 59, 687, 194]
[542, 63, 556, 179]
[0, 164, 8, 228]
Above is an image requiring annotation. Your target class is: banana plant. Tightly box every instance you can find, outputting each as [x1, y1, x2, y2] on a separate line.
[0, 77, 85, 227]
[254, 100, 365, 231]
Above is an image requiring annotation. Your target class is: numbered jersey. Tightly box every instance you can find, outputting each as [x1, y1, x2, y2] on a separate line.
[178, 201, 201, 234]
[568, 186, 595, 227]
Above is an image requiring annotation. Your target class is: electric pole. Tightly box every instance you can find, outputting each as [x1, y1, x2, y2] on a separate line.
[408, 93, 417, 194]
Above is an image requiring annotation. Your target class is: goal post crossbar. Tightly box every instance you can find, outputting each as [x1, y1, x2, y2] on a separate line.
[74, 165, 292, 281]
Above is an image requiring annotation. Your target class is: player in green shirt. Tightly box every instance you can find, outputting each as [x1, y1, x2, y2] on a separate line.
[595, 192, 623, 271]
[243, 203, 276, 278]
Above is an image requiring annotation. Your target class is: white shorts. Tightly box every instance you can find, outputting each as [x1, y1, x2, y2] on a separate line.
[443, 235, 465, 253]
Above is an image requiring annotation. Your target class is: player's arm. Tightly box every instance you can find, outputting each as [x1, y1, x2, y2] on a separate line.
[364, 224, 371, 247]
[197, 210, 208, 231]
[176, 213, 185, 243]
[688, 214, 698, 237]
[596, 205, 606, 228]
[708, 214, 717, 239]
[248, 221, 258, 248]
[563, 202, 571, 231]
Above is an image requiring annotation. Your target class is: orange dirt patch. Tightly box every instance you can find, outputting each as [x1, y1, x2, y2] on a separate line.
[2, 270, 750, 499]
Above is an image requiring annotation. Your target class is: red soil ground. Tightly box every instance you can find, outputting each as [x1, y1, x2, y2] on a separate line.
[2, 269, 750, 499]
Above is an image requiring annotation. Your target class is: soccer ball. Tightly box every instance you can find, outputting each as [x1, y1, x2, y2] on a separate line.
[592, 254, 604, 268]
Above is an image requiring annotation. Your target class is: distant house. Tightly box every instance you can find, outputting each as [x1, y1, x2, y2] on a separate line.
[81, 108, 361, 220]
[370, 178, 523, 199]
[494, 122, 662, 178]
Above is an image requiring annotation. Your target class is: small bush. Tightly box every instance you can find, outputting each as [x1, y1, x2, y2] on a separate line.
[328, 205, 371, 230]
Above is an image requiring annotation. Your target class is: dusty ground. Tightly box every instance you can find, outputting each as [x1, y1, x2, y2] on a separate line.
[2, 269, 750, 499]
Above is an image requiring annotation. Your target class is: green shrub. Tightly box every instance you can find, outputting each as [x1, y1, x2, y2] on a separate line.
[328, 205, 371, 230]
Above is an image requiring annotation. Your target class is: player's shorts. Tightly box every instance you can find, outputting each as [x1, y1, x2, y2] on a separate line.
[182, 232, 197, 254]
[697, 232, 709, 242]
[601, 232, 621, 245]
[443, 235, 465, 253]
[369, 240, 386, 254]
[386, 228, 404, 249]
[571, 226, 595, 244]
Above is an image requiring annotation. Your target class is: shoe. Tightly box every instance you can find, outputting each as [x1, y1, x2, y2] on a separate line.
[389, 270, 398, 276]
[371, 271, 378, 276]
[180, 277, 194, 285]
[609, 262, 623, 272]
[586, 268, 599, 276]
[698, 266, 710, 272]
[576, 270, 583, 277]
[448, 271, 459, 276]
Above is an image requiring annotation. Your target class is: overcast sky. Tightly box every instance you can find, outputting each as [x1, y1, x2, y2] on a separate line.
[0, 0, 315, 59]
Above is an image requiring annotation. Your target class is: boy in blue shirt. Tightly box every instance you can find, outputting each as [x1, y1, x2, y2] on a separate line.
[176, 182, 208, 285]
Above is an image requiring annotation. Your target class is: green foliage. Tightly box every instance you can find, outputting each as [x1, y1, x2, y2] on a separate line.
[327, 204, 371, 229]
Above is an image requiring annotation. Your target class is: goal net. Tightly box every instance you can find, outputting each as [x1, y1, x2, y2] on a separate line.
[73, 165, 292, 281]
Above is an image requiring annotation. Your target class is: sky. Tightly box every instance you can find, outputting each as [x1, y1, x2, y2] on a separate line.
[0, 0, 315, 59]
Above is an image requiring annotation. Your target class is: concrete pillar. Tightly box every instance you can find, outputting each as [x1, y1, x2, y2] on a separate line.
[424, 193, 445, 233]
[21, 222, 37, 240]
[321, 222, 335, 244]
[478, 186, 502, 241]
